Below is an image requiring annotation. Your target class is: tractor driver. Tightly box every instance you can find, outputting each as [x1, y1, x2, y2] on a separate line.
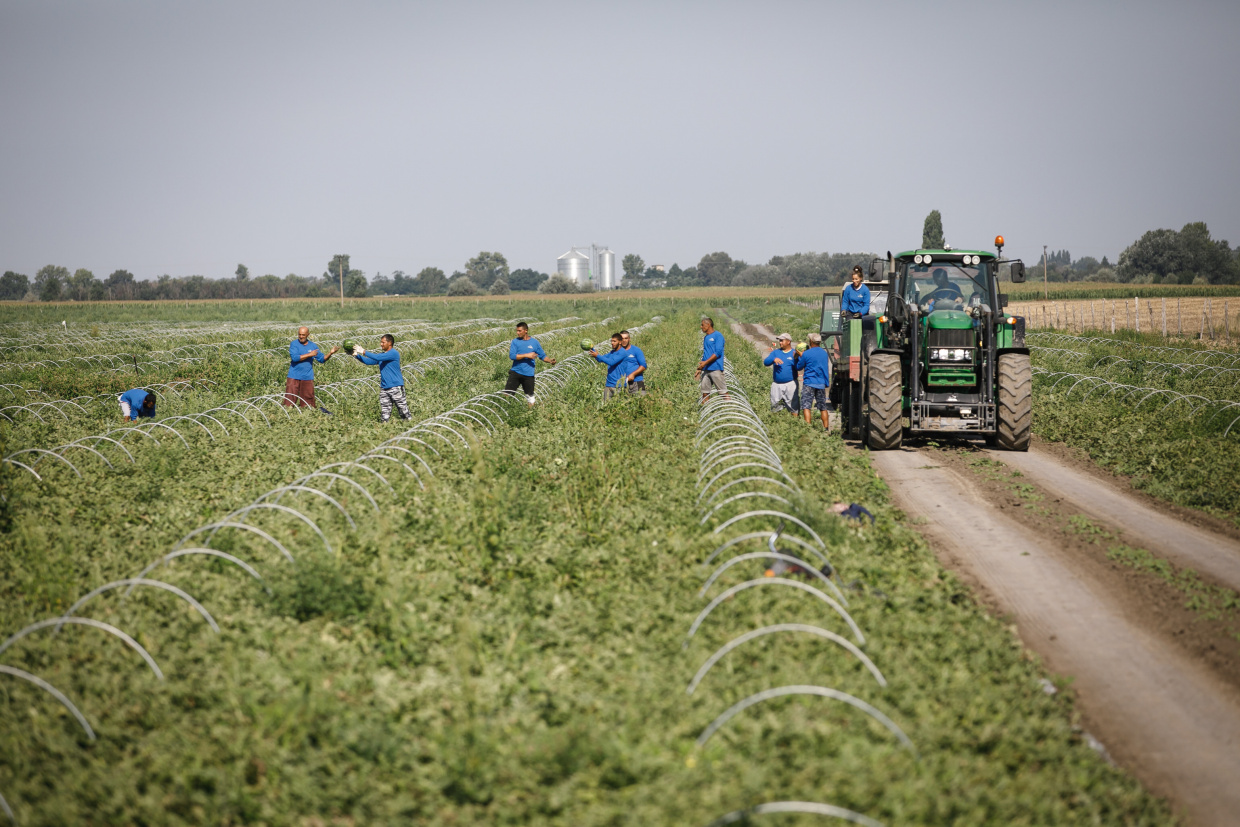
[924, 268, 964, 311]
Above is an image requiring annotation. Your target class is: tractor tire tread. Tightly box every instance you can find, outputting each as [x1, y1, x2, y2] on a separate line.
[867, 353, 903, 450]
[996, 353, 1032, 451]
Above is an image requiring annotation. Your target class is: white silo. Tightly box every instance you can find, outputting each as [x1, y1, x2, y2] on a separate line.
[597, 248, 616, 290]
[557, 247, 590, 288]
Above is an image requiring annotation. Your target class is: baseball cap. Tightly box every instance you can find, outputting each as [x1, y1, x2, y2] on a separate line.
[808, 332, 822, 344]
[777, 333, 791, 341]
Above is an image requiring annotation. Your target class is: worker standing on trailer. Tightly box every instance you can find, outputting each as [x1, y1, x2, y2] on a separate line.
[619, 329, 647, 395]
[117, 388, 156, 421]
[353, 334, 412, 422]
[286, 326, 338, 412]
[798, 333, 832, 431]
[588, 333, 628, 401]
[697, 317, 726, 401]
[506, 321, 557, 407]
[763, 333, 799, 413]
[841, 266, 871, 319]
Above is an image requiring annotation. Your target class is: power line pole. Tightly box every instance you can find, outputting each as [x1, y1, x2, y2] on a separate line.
[1043, 245, 1048, 300]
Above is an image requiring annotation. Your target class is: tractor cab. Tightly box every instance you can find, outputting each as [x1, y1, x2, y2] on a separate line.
[825, 238, 1032, 451]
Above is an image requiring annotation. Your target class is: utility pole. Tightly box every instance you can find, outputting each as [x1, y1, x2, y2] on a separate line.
[1043, 245, 1048, 300]
[338, 256, 345, 308]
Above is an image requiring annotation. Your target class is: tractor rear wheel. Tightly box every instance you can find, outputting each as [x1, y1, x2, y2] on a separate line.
[867, 353, 902, 450]
[995, 353, 1032, 451]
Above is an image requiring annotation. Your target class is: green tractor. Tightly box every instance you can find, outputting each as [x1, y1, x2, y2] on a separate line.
[821, 238, 1030, 450]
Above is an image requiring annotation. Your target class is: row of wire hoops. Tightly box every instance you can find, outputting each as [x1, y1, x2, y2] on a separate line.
[0, 314, 649, 825]
[686, 352, 911, 826]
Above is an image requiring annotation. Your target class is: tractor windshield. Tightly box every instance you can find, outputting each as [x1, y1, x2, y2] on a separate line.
[903, 262, 993, 311]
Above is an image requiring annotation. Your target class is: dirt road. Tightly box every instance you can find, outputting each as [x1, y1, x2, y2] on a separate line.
[727, 317, 1240, 825]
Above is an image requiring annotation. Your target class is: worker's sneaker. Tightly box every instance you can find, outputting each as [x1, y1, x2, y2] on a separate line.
[318, 406, 333, 415]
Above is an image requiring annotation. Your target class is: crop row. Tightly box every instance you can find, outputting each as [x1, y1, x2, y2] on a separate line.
[684, 364, 900, 826]
[1, 317, 619, 482]
[0, 318, 662, 823]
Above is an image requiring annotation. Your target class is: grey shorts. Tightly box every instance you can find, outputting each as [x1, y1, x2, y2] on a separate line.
[770, 381, 797, 412]
[699, 371, 726, 393]
[603, 386, 619, 400]
[627, 381, 647, 396]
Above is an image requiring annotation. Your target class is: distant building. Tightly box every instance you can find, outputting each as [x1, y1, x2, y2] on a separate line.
[557, 248, 590, 288]
[653, 264, 665, 273]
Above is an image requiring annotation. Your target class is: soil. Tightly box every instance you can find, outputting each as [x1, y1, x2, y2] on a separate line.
[725, 316, 1240, 826]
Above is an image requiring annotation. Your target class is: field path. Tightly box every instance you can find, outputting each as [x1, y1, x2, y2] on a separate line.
[870, 449, 1240, 827]
[724, 315, 1240, 826]
[987, 446, 1240, 591]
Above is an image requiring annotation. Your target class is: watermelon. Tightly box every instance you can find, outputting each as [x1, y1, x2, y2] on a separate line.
[343, 339, 356, 354]
[580, 338, 594, 351]
[795, 342, 807, 352]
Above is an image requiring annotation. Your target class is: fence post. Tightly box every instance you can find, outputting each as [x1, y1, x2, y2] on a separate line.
[1091, 300, 1096, 329]
[1200, 303, 1207, 339]
[1136, 297, 1141, 333]
[1111, 300, 1116, 334]
[1162, 298, 1167, 337]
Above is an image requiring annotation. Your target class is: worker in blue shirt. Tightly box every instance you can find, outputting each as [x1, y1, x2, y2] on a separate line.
[841, 266, 871, 319]
[619, 330, 647, 395]
[506, 321, 557, 406]
[286, 326, 339, 412]
[589, 333, 629, 401]
[697, 317, 726, 402]
[763, 333, 799, 413]
[353, 334, 411, 422]
[117, 388, 156, 421]
[798, 333, 832, 431]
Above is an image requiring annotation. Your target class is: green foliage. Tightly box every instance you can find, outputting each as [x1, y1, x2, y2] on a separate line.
[622, 253, 645, 281]
[1118, 222, 1237, 284]
[416, 266, 448, 295]
[538, 274, 578, 294]
[34, 264, 68, 302]
[0, 300, 1172, 824]
[465, 252, 510, 290]
[0, 270, 29, 301]
[447, 276, 481, 296]
[922, 209, 944, 249]
[508, 268, 548, 292]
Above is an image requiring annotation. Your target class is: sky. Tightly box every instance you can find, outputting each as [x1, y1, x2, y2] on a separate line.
[2, 0, 1238, 283]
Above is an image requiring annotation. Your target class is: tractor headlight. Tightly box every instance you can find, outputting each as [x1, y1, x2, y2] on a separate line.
[954, 348, 966, 360]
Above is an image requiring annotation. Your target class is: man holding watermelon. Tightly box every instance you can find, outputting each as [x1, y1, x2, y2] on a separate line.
[588, 333, 628, 400]
[506, 322, 556, 407]
[286, 326, 339, 411]
[352, 334, 412, 422]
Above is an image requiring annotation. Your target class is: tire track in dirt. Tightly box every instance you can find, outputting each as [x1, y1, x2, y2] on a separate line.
[870, 448, 1240, 826]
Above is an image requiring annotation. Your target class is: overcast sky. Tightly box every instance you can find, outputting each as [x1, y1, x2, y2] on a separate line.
[2, 0, 1237, 282]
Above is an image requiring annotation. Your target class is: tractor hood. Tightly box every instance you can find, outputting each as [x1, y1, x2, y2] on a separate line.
[925, 309, 974, 329]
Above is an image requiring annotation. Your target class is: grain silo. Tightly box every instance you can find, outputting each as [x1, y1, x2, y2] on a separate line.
[557, 247, 591, 288]
[596, 248, 616, 290]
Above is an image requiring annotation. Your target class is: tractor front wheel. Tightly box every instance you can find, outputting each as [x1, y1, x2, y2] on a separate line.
[995, 353, 1032, 451]
[867, 353, 902, 450]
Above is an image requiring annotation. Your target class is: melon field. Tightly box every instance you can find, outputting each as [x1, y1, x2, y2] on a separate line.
[0, 296, 1171, 825]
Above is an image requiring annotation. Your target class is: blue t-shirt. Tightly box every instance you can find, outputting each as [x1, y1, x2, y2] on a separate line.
[509, 337, 547, 377]
[119, 388, 155, 420]
[799, 347, 831, 388]
[701, 331, 725, 372]
[763, 348, 799, 384]
[842, 283, 871, 315]
[356, 348, 404, 388]
[622, 345, 647, 383]
[594, 349, 628, 388]
[288, 339, 326, 380]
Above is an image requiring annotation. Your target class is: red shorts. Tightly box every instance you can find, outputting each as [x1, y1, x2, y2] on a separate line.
[283, 377, 315, 408]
